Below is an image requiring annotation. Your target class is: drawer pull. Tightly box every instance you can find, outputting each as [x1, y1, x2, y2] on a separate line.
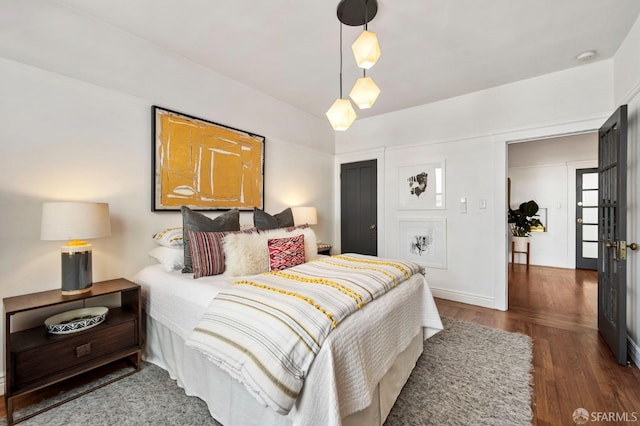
[76, 343, 91, 358]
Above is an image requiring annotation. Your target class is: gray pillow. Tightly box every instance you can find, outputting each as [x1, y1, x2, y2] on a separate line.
[181, 206, 240, 273]
[253, 207, 295, 231]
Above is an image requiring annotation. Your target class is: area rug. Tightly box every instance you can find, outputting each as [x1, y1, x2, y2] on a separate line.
[385, 317, 533, 425]
[3, 317, 532, 425]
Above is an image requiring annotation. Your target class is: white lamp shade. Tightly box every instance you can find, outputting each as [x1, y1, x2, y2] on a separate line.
[291, 207, 318, 226]
[349, 76, 381, 109]
[326, 98, 357, 131]
[352, 30, 381, 69]
[41, 202, 111, 241]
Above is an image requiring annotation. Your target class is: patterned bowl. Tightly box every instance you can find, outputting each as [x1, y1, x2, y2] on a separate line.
[45, 307, 109, 334]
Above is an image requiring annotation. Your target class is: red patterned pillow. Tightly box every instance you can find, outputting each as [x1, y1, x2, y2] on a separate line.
[268, 234, 305, 271]
[188, 229, 255, 278]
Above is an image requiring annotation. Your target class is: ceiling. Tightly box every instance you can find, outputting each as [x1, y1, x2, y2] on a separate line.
[10, 1, 640, 119]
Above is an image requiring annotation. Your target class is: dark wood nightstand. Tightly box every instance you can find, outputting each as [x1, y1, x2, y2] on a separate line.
[317, 243, 332, 255]
[3, 278, 142, 425]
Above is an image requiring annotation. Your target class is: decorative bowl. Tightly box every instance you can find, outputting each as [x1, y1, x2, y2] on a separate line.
[45, 307, 109, 334]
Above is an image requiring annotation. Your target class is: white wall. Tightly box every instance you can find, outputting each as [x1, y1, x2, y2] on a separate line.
[614, 14, 640, 366]
[0, 56, 334, 297]
[335, 60, 613, 311]
[0, 8, 335, 381]
[508, 133, 598, 268]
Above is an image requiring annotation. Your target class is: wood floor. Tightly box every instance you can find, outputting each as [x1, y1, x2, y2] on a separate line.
[437, 264, 640, 425]
[2, 265, 639, 424]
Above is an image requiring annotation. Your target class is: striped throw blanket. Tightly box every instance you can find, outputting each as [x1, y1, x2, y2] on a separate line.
[185, 254, 423, 414]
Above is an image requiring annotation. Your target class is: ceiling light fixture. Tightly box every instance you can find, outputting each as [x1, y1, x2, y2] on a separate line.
[327, 0, 380, 128]
[576, 50, 597, 62]
[326, 23, 357, 131]
[338, 0, 381, 69]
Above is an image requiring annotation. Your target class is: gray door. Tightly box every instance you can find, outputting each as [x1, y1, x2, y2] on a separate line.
[576, 168, 598, 270]
[598, 105, 628, 365]
[340, 160, 377, 255]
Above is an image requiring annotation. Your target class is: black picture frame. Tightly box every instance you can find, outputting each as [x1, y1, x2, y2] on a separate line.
[151, 106, 265, 212]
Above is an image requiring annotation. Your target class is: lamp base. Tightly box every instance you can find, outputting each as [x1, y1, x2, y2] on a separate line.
[61, 286, 93, 296]
[61, 244, 93, 295]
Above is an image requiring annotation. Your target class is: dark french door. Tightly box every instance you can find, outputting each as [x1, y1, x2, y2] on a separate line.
[576, 168, 598, 270]
[597, 105, 628, 365]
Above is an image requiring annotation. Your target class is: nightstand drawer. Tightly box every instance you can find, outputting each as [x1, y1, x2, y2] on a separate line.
[12, 319, 136, 389]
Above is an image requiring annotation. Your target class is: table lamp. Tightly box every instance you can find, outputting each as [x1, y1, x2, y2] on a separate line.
[41, 202, 111, 295]
[291, 206, 318, 226]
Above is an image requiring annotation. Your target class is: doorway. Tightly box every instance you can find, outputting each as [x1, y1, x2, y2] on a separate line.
[507, 133, 598, 269]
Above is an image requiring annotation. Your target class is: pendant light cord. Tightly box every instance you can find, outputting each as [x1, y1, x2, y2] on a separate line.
[363, 0, 368, 77]
[339, 22, 343, 98]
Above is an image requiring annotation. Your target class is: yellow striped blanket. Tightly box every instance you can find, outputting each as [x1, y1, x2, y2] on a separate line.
[185, 254, 423, 415]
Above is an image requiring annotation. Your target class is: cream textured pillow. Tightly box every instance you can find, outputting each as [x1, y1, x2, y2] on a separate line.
[224, 227, 318, 276]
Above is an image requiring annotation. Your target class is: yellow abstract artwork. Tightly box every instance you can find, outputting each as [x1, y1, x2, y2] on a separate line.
[152, 106, 265, 211]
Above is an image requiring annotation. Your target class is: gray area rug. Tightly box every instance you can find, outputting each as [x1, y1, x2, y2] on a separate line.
[3, 317, 532, 426]
[385, 317, 533, 425]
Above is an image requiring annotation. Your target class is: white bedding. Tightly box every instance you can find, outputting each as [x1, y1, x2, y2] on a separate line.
[134, 263, 443, 425]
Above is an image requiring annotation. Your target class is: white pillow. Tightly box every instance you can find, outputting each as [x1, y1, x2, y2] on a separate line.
[148, 246, 184, 272]
[224, 227, 318, 276]
[153, 227, 183, 247]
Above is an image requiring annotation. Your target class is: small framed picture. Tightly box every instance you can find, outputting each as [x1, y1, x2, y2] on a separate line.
[398, 161, 446, 209]
[398, 218, 447, 269]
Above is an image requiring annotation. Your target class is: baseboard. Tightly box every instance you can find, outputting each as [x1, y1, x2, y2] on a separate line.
[0, 374, 4, 395]
[628, 335, 640, 369]
[430, 287, 495, 309]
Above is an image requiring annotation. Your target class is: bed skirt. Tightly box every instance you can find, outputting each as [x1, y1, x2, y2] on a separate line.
[143, 314, 423, 426]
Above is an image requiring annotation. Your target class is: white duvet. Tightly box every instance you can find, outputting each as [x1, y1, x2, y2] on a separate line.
[135, 264, 443, 425]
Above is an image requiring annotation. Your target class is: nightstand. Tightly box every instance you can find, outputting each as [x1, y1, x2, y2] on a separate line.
[317, 243, 332, 255]
[3, 278, 142, 425]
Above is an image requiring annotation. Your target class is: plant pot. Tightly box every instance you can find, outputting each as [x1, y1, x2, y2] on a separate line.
[512, 236, 530, 252]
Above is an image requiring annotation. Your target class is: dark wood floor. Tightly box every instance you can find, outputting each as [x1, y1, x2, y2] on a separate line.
[437, 264, 640, 425]
[2, 265, 639, 424]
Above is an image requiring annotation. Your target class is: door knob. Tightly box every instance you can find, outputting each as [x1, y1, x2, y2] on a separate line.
[577, 218, 583, 223]
[577, 201, 583, 206]
[369, 224, 376, 230]
[605, 241, 615, 249]
[630, 243, 638, 251]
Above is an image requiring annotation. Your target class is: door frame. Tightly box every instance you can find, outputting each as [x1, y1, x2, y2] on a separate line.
[334, 148, 385, 255]
[499, 115, 609, 311]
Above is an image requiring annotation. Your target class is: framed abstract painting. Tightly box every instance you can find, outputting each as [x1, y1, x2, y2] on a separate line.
[398, 218, 447, 269]
[397, 160, 446, 210]
[152, 106, 265, 211]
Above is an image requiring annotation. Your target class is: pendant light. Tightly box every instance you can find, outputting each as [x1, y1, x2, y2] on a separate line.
[326, 23, 357, 131]
[337, 0, 381, 69]
[352, 30, 381, 69]
[349, 69, 380, 109]
[328, 0, 379, 130]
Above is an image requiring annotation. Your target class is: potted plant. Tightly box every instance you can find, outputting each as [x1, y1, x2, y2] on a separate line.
[508, 200, 543, 251]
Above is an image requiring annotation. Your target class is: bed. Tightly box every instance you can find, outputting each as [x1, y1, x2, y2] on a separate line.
[134, 255, 442, 426]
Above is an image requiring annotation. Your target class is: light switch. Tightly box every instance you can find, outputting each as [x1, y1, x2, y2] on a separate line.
[479, 199, 487, 209]
[460, 197, 467, 213]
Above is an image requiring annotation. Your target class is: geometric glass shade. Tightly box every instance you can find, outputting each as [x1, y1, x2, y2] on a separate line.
[349, 76, 381, 109]
[352, 30, 381, 69]
[326, 98, 357, 131]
